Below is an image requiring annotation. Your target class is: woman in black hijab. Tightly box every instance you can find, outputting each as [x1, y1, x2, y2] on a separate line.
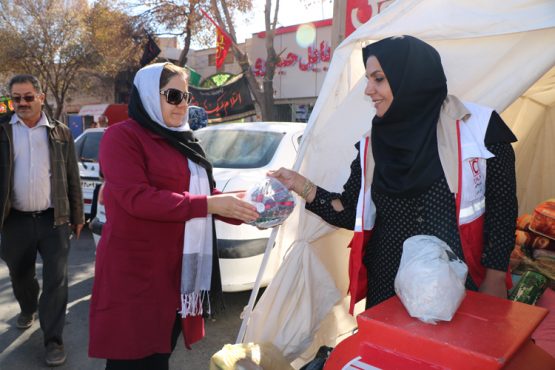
[270, 36, 517, 309]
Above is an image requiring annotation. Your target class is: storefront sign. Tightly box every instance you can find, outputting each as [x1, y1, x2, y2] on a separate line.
[249, 20, 332, 99]
[254, 40, 332, 77]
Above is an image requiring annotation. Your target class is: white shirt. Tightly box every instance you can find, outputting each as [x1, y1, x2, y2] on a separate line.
[10, 112, 52, 211]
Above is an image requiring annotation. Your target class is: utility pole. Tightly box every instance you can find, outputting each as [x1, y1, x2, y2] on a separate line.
[331, 0, 347, 50]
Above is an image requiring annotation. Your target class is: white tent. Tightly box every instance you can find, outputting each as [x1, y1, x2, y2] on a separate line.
[502, 66, 555, 214]
[241, 0, 555, 366]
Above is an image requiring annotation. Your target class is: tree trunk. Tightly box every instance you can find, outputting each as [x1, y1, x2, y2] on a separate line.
[43, 100, 54, 119]
[213, 0, 281, 122]
[235, 49, 265, 111]
[262, 80, 274, 120]
[177, 4, 194, 67]
[54, 97, 63, 121]
[261, 0, 279, 121]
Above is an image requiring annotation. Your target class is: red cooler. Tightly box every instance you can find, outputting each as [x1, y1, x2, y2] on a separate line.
[325, 290, 555, 369]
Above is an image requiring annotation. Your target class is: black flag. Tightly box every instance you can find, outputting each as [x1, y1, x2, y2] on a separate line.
[139, 33, 161, 67]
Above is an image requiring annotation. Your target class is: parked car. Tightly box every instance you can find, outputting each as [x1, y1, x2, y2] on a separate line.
[195, 121, 305, 291]
[74, 127, 105, 218]
[90, 121, 305, 292]
[90, 184, 105, 247]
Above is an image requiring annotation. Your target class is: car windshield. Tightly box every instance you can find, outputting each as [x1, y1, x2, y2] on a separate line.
[195, 129, 284, 168]
[75, 131, 103, 162]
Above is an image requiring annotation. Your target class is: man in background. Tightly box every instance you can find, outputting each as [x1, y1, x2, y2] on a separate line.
[0, 74, 84, 367]
[97, 114, 108, 127]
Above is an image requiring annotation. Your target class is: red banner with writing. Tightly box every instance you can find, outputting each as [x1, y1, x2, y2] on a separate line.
[216, 26, 232, 69]
[199, 8, 233, 70]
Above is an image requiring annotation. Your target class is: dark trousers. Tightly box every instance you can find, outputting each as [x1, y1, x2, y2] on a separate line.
[105, 315, 182, 370]
[0, 208, 70, 346]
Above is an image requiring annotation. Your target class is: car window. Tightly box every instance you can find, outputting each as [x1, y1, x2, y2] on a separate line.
[76, 131, 103, 162]
[195, 129, 284, 169]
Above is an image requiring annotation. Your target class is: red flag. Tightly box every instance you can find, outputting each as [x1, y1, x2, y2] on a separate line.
[199, 8, 233, 70]
[216, 27, 232, 69]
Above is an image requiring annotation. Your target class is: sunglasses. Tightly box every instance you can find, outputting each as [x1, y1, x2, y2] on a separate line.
[11, 95, 40, 104]
[160, 88, 193, 105]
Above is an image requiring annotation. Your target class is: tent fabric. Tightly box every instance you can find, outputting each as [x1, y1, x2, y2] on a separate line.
[241, 0, 555, 366]
[502, 66, 555, 214]
[243, 202, 347, 360]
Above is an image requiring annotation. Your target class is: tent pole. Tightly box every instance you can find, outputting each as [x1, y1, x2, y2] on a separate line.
[235, 226, 280, 344]
[235, 116, 315, 344]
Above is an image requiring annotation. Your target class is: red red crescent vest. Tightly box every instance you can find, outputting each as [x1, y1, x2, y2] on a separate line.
[347, 100, 512, 313]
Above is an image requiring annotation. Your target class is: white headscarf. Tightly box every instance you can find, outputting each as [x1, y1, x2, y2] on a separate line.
[133, 62, 191, 131]
[133, 62, 213, 318]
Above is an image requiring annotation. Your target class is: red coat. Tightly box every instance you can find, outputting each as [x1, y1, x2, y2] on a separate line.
[89, 119, 234, 359]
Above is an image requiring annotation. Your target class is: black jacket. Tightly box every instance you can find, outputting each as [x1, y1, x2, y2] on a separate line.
[0, 112, 84, 228]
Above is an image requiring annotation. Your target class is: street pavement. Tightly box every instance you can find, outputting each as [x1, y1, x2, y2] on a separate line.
[0, 229, 253, 369]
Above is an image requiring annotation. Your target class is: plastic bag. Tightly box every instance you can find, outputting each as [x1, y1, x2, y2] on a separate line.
[245, 177, 296, 229]
[394, 235, 468, 324]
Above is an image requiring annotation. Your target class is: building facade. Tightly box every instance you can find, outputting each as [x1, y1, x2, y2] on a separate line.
[186, 19, 333, 122]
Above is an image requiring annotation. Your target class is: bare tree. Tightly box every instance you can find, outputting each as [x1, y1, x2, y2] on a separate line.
[137, 0, 251, 67]
[86, 1, 148, 79]
[136, 0, 317, 121]
[139, 0, 203, 67]
[0, 0, 145, 119]
[211, 0, 278, 121]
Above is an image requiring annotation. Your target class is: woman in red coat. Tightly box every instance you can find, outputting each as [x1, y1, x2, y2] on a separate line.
[88, 63, 259, 369]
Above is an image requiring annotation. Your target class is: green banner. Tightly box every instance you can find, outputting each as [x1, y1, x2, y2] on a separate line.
[185, 66, 201, 87]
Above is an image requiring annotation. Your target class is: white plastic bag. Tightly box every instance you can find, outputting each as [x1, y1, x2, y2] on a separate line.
[394, 235, 468, 324]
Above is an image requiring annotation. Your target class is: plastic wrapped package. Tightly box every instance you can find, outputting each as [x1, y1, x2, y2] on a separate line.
[245, 177, 296, 229]
[210, 342, 294, 370]
[394, 235, 468, 324]
[530, 199, 555, 240]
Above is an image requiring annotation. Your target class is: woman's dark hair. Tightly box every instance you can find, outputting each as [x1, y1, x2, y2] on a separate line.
[9, 74, 43, 93]
[160, 63, 189, 89]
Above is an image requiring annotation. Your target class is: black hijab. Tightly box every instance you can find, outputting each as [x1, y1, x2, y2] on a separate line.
[128, 82, 215, 189]
[363, 36, 447, 197]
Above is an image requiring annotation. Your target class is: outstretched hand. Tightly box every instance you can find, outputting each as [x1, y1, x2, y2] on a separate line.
[207, 192, 259, 223]
[267, 168, 300, 192]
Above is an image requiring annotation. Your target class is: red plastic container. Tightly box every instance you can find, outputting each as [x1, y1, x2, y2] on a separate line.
[324, 290, 555, 369]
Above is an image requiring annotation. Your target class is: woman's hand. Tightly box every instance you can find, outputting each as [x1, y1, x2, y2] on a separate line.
[207, 192, 259, 223]
[267, 168, 303, 193]
[72, 224, 84, 239]
[268, 168, 317, 203]
[479, 268, 508, 299]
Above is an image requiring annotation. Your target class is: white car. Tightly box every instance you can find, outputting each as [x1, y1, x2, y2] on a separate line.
[195, 122, 305, 291]
[90, 121, 305, 292]
[74, 128, 105, 218]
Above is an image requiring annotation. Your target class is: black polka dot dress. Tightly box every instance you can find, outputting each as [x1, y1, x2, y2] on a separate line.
[306, 141, 517, 309]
